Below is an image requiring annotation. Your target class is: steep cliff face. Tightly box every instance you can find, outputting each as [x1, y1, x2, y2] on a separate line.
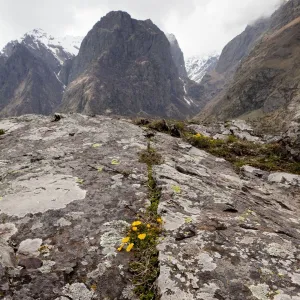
[166, 33, 187, 78]
[61, 11, 195, 119]
[215, 18, 269, 75]
[196, 0, 300, 132]
[0, 44, 63, 117]
[188, 18, 270, 118]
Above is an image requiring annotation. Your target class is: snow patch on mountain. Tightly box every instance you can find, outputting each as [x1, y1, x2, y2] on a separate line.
[186, 54, 219, 83]
[19, 29, 83, 56]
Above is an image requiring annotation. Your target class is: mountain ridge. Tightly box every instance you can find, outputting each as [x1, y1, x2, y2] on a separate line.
[195, 0, 300, 133]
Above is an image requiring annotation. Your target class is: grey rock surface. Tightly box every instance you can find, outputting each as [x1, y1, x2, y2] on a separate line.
[189, 119, 277, 144]
[152, 132, 300, 300]
[282, 121, 300, 161]
[0, 114, 148, 299]
[0, 114, 299, 299]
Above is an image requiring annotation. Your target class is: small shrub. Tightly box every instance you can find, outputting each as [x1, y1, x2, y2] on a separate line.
[133, 118, 150, 126]
[188, 133, 224, 149]
[173, 121, 185, 131]
[148, 119, 169, 132]
[139, 147, 163, 165]
[0, 129, 5, 135]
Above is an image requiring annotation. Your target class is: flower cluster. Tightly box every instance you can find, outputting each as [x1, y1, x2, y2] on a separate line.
[117, 218, 163, 252]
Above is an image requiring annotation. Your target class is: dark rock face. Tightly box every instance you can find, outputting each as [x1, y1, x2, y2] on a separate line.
[0, 29, 80, 117]
[166, 33, 187, 78]
[0, 44, 63, 117]
[61, 11, 195, 119]
[58, 57, 74, 86]
[215, 18, 269, 74]
[189, 19, 268, 120]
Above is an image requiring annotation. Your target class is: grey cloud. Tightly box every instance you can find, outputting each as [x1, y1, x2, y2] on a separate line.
[0, 0, 284, 57]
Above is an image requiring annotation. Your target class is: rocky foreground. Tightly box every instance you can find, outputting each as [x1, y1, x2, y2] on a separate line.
[0, 114, 300, 300]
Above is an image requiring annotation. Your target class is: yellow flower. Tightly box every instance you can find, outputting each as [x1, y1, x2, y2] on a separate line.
[90, 284, 97, 291]
[132, 226, 138, 231]
[138, 233, 147, 240]
[132, 221, 142, 226]
[122, 237, 130, 243]
[195, 133, 201, 137]
[146, 224, 151, 228]
[157, 218, 162, 223]
[117, 243, 124, 251]
[126, 243, 134, 252]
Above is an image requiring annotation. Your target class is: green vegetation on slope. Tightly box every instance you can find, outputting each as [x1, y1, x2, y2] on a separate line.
[135, 118, 300, 175]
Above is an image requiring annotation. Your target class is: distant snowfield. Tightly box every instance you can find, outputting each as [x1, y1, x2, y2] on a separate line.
[185, 54, 219, 83]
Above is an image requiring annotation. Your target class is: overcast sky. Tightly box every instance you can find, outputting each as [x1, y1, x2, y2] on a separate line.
[0, 0, 284, 57]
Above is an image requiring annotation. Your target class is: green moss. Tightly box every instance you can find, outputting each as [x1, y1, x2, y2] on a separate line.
[0, 129, 5, 135]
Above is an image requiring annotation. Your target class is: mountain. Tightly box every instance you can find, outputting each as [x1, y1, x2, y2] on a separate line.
[185, 54, 219, 83]
[188, 17, 270, 117]
[61, 11, 198, 119]
[0, 29, 82, 117]
[166, 33, 187, 78]
[1, 29, 82, 74]
[0, 44, 63, 117]
[196, 0, 300, 133]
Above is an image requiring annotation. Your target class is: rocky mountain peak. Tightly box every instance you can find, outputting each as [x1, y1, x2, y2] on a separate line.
[1, 28, 83, 72]
[61, 11, 197, 119]
[97, 10, 133, 29]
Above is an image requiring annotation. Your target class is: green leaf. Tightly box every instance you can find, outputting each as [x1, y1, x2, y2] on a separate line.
[111, 159, 120, 165]
[97, 166, 103, 173]
[172, 185, 181, 193]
